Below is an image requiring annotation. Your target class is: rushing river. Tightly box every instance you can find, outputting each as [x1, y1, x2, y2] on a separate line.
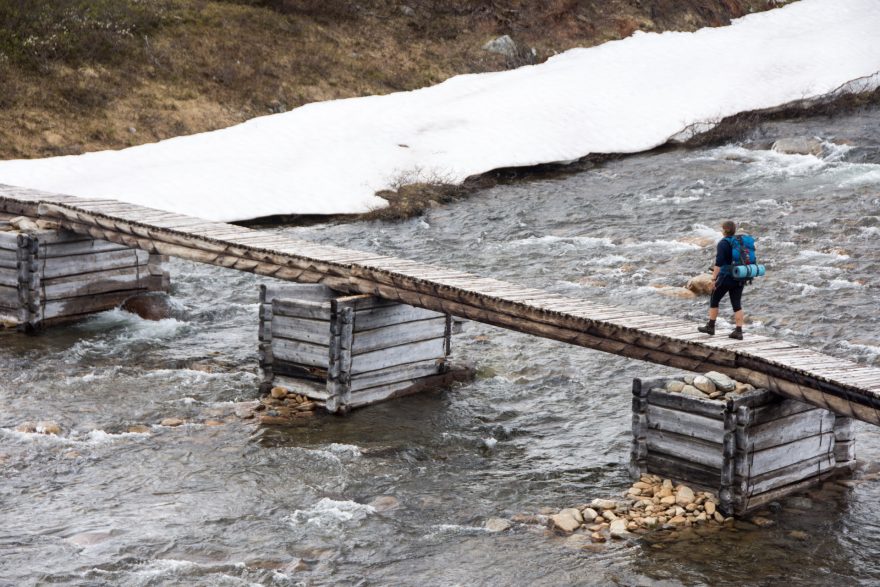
[1, 106, 879, 586]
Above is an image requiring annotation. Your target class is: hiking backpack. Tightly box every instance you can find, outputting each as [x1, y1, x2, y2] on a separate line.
[725, 234, 765, 283]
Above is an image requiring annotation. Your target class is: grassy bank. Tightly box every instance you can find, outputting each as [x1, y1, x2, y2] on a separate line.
[0, 0, 783, 161]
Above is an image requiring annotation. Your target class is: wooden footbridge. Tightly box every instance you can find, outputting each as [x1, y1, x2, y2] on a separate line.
[3, 184, 880, 425]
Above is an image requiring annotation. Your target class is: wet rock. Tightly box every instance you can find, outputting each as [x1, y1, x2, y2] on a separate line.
[665, 380, 685, 393]
[704, 371, 736, 392]
[160, 418, 184, 427]
[580, 507, 599, 523]
[590, 532, 606, 543]
[784, 496, 813, 510]
[704, 501, 716, 515]
[121, 292, 178, 321]
[511, 513, 544, 524]
[693, 376, 716, 394]
[482, 35, 517, 59]
[680, 385, 706, 398]
[772, 137, 823, 156]
[686, 273, 715, 295]
[668, 515, 687, 526]
[35, 421, 61, 435]
[713, 511, 725, 523]
[127, 424, 151, 434]
[485, 517, 512, 532]
[590, 498, 617, 510]
[609, 519, 629, 539]
[369, 495, 400, 512]
[750, 516, 775, 528]
[15, 421, 36, 433]
[270, 386, 288, 399]
[788, 530, 810, 541]
[563, 533, 591, 549]
[204, 420, 224, 427]
[550, 511, 581, 533]
[655, 286, 697, 300]
[675, 485, 695, 507]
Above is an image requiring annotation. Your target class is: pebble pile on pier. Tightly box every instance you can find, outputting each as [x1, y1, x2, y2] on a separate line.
[0, 218, 169, 331]
[631, 375, 855, 515]
[259, 283, 458, 413]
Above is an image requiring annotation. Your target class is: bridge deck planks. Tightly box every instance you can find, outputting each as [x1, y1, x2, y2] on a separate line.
[3, 183, 880, 424]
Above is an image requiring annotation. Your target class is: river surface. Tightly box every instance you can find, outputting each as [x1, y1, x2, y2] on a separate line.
[1, 106, 879, 586]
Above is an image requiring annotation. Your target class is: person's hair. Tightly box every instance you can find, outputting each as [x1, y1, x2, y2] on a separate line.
[722, 220, 736, 237]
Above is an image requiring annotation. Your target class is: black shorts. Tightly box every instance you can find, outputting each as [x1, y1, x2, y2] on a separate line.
[709, 277, 744, 312]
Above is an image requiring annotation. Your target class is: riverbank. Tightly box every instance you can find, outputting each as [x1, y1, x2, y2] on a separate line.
[0, 0, 785, 161]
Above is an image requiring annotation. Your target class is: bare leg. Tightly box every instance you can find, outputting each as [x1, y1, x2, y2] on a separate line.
[734, 309, 744, 328]
[709, 307, 719, 320]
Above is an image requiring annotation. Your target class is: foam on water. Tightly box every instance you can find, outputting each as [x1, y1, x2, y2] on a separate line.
[508, 235, 615, 248]
[287, 498, 376, 529]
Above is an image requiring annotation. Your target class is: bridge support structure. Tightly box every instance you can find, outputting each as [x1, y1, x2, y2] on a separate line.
[0, 221, 169, 332]
[631, 377, 855, 516]
[259, 283, 466, 413]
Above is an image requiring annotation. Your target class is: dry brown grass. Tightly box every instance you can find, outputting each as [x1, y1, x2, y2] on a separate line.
[0, 0, 782, 162]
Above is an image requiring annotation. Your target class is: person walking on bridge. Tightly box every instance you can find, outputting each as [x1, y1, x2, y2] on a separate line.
[698, 220, 745, 340]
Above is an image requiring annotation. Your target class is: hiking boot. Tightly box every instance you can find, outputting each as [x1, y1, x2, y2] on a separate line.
[729, 328, 743, 340]
[697, 321, 715, 335]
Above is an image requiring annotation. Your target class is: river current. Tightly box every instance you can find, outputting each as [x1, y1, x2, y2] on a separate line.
[1, 107, 879, 586]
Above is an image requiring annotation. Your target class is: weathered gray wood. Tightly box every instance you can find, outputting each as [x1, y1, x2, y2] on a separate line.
[350, 337, 447, 376]
[40, 266, 146, 300]
[834, 417, 855, 441]
[645, 390, 727, 420]
[354, 304, 444, 331]
[352, 317, 448, 355]
[349, 358, 444, 392]
[41, 289, 148, 321]
[645, 452, 721, 490]
[750, 398, 818, 425]
[745, 432, 835, 476]
[743, 452, 835, 496]
[272, 298, 332, 321]
[645, 404, 725, 444]
[40, 249, 149, 279]
[0, 231, 20, 250]
[744, 409, 835, 452]
[42, 238, 130, 258]
[271, 375, 330, 400]
[263, 283, 336, 304]
[0, 269, 16, 288]
[270, 315, 331, 347]
[0, 283, 18, 308]
[834, 441, 856, 462]
[270, 337, 330, 369]
[645, 429, 724, 469]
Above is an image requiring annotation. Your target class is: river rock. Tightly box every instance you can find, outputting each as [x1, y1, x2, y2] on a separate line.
[482, 35, 517, 58]
[485, 517, 512, 532]
[665, 380, 685, 393]
[580, 507, 598, 523]
[713, 511, 724, 523]
[160, 417, 184, 427]
[784, 496, 813, 510]
[609, 519, 629, 539]
[680, 385, 706, 398]
[550, 510, 582, 533]
[36, 421, 61, 435]
[734, 381, 756, 393]
[590, 532, 606, 543]
[270, 386, 288, 399]
[683, 375, 696, 385]
[692, 376, 716, 394]
[704, 371, 736, 392]
[685, 273, 715, 295]
[590, 498, 617, 510]
[368, 495, 400, 512]
[788, 530, 810, 541]
[121, 292, 177, 321]
[675, 485, 695, 507]
[127, 424, 151, 433]
[772, 137, 823, 156]
[704, 501, 716, 515]
[15, 421, 36, 433]
[750, 516, 775, 528]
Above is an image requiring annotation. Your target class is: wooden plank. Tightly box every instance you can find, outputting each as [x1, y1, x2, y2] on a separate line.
[40, 249, 148, 279]
[349, 358, 444, 392]
[750, 398, 817, 425]
[271, 315, 331, 346]
[745, 432, 834, 476]
[41, 266, 145, 300]
[744, 409, 836, 452]
[0, 283, 18, 308]
[352, 317, 448, 355]
[350, 337, 447, 376]
[41, 289, 147, 320]
[271, 375, 331, 400]
[270, 337, 330, 369]
[646, 429, 724, 469]
[645, 452, 721, 490]
[0, 269, 16, 287]
[354, 304, 444, 331]
[42, 239, 131, 258]
[741, 466, 835, 513]
[272, 299, 332, 321]
[743, 452, 835, 497]
[263, 283, 336, 304]
[646, 390, 727, 420]
[645, 404, 725, 444]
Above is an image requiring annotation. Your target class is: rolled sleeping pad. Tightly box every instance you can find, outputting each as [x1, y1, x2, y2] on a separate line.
[732, 264, 766, 280]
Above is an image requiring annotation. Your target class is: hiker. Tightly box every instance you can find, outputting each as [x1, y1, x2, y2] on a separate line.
[698, 220, 745, 340]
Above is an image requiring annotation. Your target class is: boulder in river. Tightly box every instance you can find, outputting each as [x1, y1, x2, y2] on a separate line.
[121, 292, 179, 321]
[771, 137, 823, 156]
[685, 274, 714, 295]
[550, 510, 582, 533]
[485, 517, 512, 532]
